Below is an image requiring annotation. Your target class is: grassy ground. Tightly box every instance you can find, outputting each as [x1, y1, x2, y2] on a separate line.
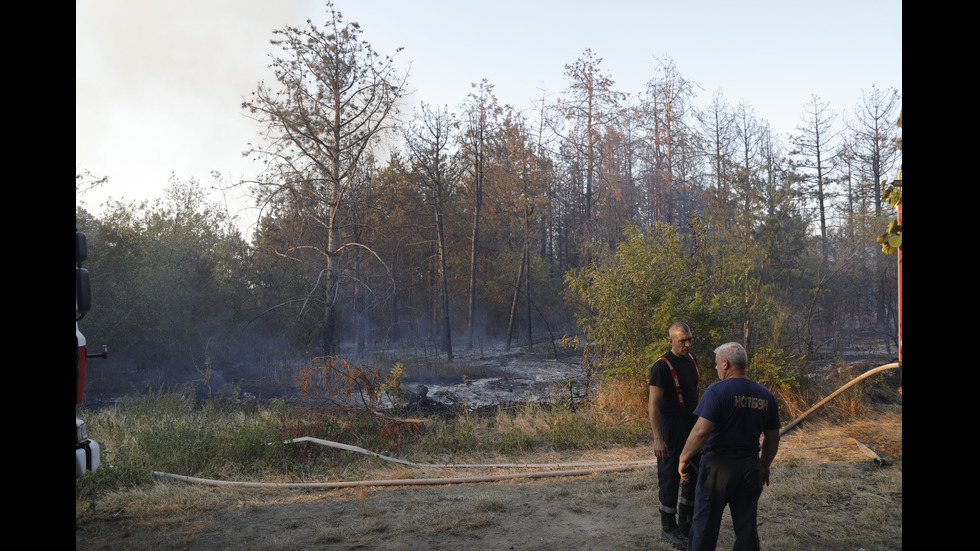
[76, 376, 902, 550]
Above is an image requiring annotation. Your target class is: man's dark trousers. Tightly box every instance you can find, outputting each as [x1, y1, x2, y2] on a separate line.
[658, 412, 699, 510]
[687, 451, 764, 551]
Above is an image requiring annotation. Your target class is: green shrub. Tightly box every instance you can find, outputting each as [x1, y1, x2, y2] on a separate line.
[749, 346, 801, 391]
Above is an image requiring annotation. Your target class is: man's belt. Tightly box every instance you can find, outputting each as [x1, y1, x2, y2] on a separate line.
[704, 449, 757, 457]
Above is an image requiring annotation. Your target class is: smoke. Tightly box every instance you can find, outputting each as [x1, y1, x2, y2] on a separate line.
[76, 1, 321, 213]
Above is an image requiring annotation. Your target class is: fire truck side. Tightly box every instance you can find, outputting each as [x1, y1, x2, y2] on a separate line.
[76, 230, 102, 477]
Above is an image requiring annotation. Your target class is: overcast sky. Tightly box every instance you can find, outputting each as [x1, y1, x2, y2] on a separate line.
[76, 0, 902, 233]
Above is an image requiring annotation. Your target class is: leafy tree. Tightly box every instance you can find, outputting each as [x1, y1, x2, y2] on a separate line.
[242, 2, 406, 355]
[877, 177, 902, 254]
[749, 194, 811, 350]
[458, 79, 503, 350]
[731, 101, 769, 237]
[554, 48, 625, 263]
[406, 102, 458, 361]
[566, 222, 757, 390]
[877, 111, 902, 256]
[358, 153, 428, 346]
[495, 112, 550, 350]
[76, 177, 253, 387]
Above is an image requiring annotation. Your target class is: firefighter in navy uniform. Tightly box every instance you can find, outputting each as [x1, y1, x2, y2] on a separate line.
[679, 342, 781, 551]
[648, 322, 701, 549]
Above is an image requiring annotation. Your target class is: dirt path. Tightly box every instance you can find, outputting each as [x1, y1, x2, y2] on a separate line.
[76, 412, 902, 551]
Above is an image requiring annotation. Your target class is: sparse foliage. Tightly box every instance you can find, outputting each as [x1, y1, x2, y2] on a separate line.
[294, 355, 405, 411]
[76, 7, 900, 422]
[876, 179, 902, 254]
[241, 2, 405, 355]
[876, 111, 902, 256]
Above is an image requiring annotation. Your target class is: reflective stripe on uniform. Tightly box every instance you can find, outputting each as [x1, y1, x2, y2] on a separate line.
[660, 354, 699, 409]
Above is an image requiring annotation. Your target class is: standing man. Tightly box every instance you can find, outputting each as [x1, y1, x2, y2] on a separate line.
[679, 342, 781, 551]
[649, 322, 701, 549]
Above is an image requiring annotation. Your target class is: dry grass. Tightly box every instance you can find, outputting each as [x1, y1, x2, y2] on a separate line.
[77, 404, 901, 550]
[77, 364, 902, 551]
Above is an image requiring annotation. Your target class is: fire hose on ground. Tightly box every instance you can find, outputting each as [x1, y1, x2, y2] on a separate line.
[152, 362, 901, 489]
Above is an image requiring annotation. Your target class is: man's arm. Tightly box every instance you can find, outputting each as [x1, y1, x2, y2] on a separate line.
[678, 416, 714, 482]
[759, 428, 780, 486]
[648, 385, 667, 462]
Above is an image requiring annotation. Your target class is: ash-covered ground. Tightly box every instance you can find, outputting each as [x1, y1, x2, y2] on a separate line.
[396, 341, 589, 409]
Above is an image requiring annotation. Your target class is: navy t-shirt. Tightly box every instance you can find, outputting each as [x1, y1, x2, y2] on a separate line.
[649, 351, 700, 415]
[693, 377, 780, 452]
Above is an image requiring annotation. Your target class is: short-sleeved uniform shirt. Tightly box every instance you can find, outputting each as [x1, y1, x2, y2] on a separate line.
[649, 351, 700, 416]
[693, 377, 780, 452]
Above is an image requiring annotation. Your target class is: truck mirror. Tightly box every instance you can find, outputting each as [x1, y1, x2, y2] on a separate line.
[76, 230, 87, 265]
[76, 267, 91, 313]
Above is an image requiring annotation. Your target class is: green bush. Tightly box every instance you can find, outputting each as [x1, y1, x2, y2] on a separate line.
[749, 346, 800, 391]
[566, 221, 773, 391]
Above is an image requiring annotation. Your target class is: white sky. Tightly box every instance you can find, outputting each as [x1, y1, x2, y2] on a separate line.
[76, 0, 902, 234]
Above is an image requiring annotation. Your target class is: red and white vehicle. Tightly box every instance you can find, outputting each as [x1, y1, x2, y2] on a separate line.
[76, 230, 105, 477]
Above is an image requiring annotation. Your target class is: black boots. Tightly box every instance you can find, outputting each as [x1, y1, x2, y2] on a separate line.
[660, 510, 688, 549]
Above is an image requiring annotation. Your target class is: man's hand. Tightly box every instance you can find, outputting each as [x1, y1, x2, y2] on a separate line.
[678, 416, 713, 481]
[653, 438, 668, 463]
[760, 428, 779, 487]
[679, 457, 698, 482]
